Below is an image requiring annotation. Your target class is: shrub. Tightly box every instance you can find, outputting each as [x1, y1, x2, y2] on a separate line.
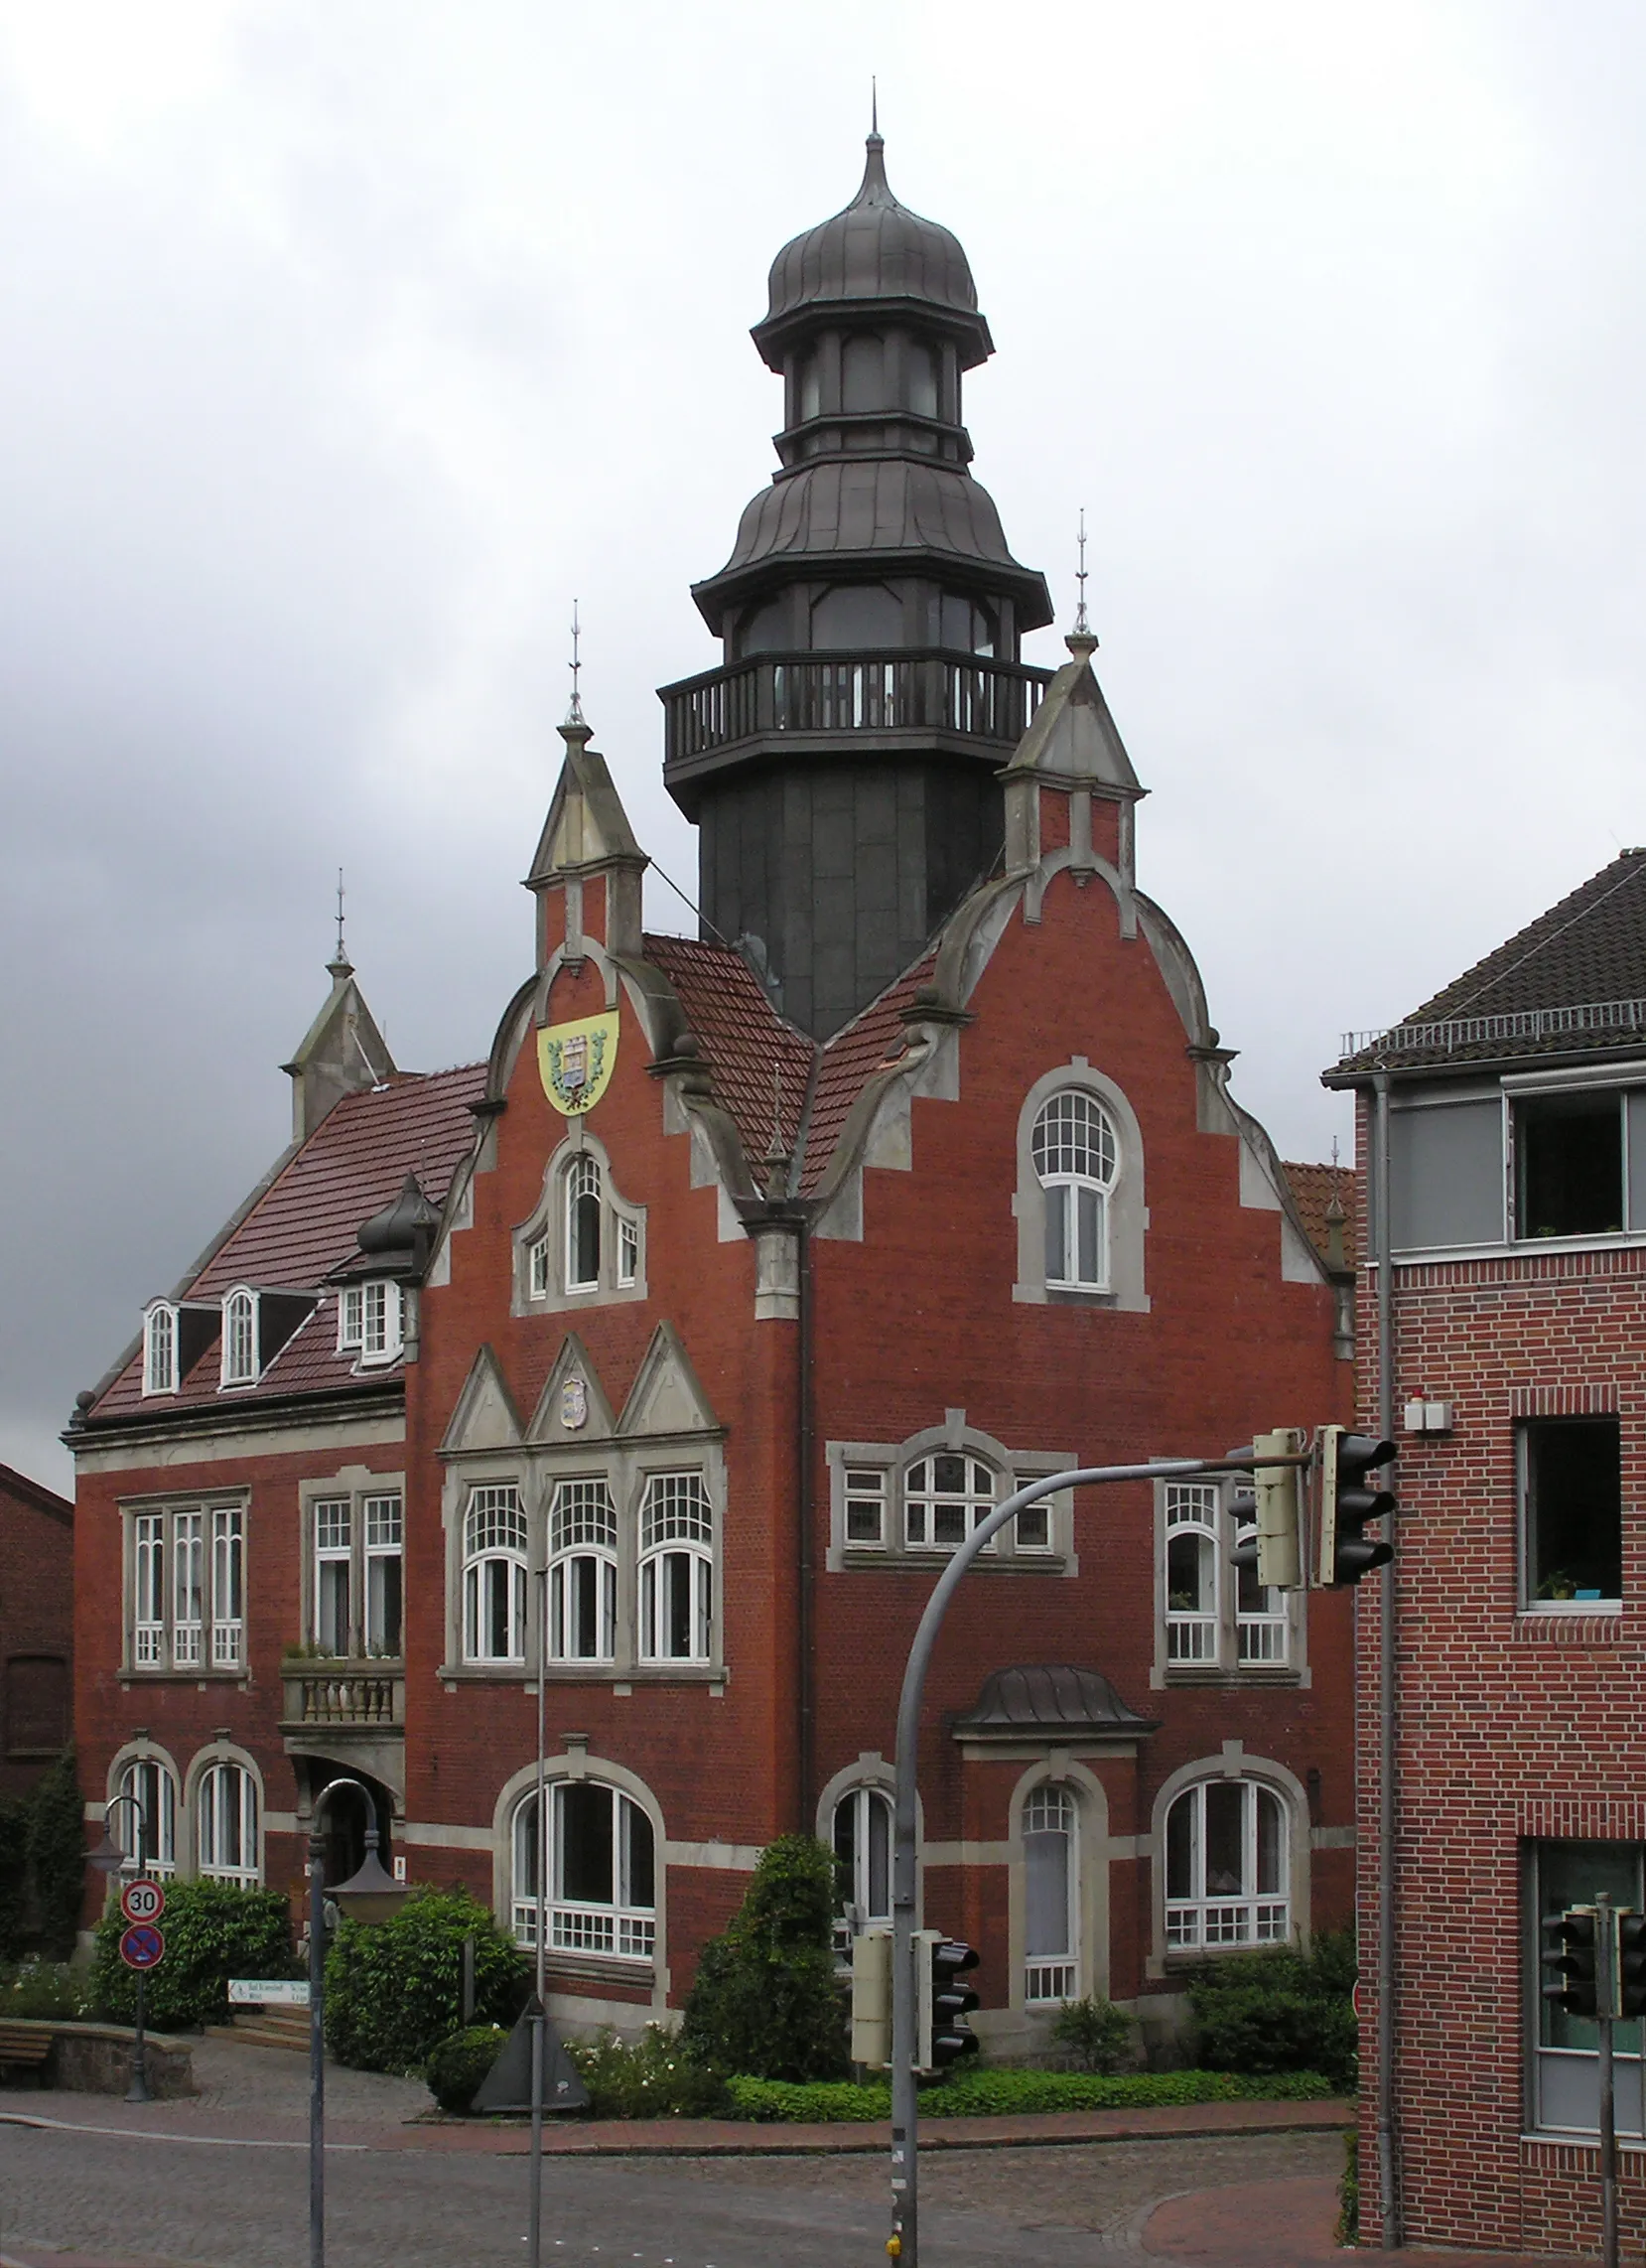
[90, 1880, 296, 2031]
[323, 1889, 526, 2073]
[1184, 1930, 1357, 2091]
[1050, 1993, 1134, 2073]
[0, 1801, 27, 1962]
[3, 1957, 90, 2021]
[425, 2025, 510, 2113]
[565, 2024, 730, 2118]
[725, 2066, 1339, 2122]
[25, 1751, 84, 1960]
[1336, 2127, 1359, 2244]
[680, 1834, 848, 2083]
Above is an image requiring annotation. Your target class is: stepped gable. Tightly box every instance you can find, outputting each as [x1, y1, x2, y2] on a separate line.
[641, 934, 812, 1168]
[86, 1063, 485, 1421]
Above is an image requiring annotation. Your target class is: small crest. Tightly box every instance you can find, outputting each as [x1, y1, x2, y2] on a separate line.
[561, 1375, 589, 1431]
[538, 1010, 618, 1117]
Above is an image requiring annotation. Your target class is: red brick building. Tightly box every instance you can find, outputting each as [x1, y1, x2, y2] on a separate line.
[0, 1462, 72, 1801]
[1328, 849, 1646, 2251]
[71, 134, 1354, 2052]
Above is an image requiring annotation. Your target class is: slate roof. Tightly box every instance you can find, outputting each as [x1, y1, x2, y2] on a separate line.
[85, 1064, 484, 1428]
[1282, 1162, 1356, 1271]
[1332, 850, 1646, 1075]
[760, 134, 981, 336]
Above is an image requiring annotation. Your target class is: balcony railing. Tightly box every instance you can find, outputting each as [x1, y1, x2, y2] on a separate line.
[661, 647, 1051, 771]
[281, 1662, 404, 1730]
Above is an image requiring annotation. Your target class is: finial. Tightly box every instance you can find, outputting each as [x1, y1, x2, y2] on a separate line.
[567, 600, 585, 726]
[871, 77, 878, 136]
[763, 1064, 792, 1200]
[328, 868, 353, 981]
[1066, 508, 1099, 658]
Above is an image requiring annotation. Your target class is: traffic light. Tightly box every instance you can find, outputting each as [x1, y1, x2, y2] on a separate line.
[1227, 1431, 1303, 1591]
[1618, 1912, 1646, 2020]
[917, 1933, 980, 2072]
[1316, 1426, 1397, 1587]
[850, 1926, 892, 2070]
[1543, 1907, 1600, 2020]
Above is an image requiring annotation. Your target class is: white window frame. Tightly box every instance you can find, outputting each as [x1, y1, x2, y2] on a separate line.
[309, 1487, 404, 1657]
[548, 1480, 618, 1665]
[565, 1156, 602, 1293]
[511, 1781, 656, 1962]
[903, 1454, 995, 1552]
[127, 1497, 249, 1675]
[1023, 1782, 1079, 2004]
[1164, 1777, 1290, 1951]
[833, 1785, 892, 1934]
[337, 1285, 364, 1353]
[513, 1133, 646, 1313]
[617, 1215, 640, 1288]
[116, 1757, 178, 1877]
[143, 1305, 178, 1396]
[210, 1507, 244, 1668]
[359, 1280, 403, 1365]
[220, 1288, 258, 1386]
[463, 1485, 528, 1664]
[1165, 1484, 1220, 1664]
[1032, 1090, 1119, 1292]
[844, 1467, 889, 1549]
[313, 1497, 353, 1655]
[364, 1492, 403, 1657]
[638, 1473, 713, 1663]
[828, 1427, 1074, 1572]
[196, 1760, 260, 1885]
[527, 1236, 551, 1300]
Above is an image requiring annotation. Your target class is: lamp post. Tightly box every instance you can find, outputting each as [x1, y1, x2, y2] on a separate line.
[307, 1775, 406, 2268]
[530, 1566, 548, 2268]
[95, 1793, 152, 2104]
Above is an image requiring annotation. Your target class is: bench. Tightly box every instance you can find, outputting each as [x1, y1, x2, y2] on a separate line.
[0, 2024, 53, 2071]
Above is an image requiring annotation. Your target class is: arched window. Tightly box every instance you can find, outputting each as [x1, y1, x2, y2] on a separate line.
[833, 1786, 892, 1930]
[566, 1157, 602, 1292]
[1023, 1783, 1077, 2003]
[1165, 1778, 1289, 1949]
[1166, 1485, 1219, 1663]
[221, 1289, 258, 1385]
[197, 1761, 259, 1884]
[143, 1306, 177, 1395]
[1032, 1092, 1119, 1291]
[638, 1474, 713, 1662]
[463, 1486, 527, 1663]
[549, 1480, 617, 1663]
[116, 1757, 178, 1877]
[904, 1454, 994, 1550]
[511, 1782, 656, 1961]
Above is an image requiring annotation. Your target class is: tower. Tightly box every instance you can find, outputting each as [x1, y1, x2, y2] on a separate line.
[660, 131, 1053, 1037]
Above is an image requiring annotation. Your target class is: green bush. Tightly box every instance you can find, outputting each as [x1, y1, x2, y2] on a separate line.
[680, 1835, 848, 2082]
[565, 2024, 730, 2118]
[3, 1957, 90, 2021]
[726, 2066, 1340, 2123]
[24, 1751, 84, 1960]
[1184, 1931, 1358, 2091]
[1336, 2126, 1359, 2244]
[425, 2025, 510, 2113]
[90, 1880, 296, 2031]
[323, 1889, 526, 2073]
[1050, 1993, 1134, 2072]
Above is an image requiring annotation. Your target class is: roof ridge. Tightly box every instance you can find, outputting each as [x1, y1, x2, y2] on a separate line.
[1419, 852, 1646, 1024]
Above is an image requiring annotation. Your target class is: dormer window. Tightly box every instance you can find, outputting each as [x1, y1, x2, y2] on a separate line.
[360, 1281, 403, 1364]
[143, 1305, 178, 1396]
[221, 1290, 258, 1386]
[338, 1286, 363, 1353]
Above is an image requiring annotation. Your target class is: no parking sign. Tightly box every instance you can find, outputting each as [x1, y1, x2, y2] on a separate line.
[119, 1922, 165, 1970]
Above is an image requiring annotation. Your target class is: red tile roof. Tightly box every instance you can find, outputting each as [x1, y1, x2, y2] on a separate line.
[1282, 1161, 1355, 1271]
[642, 936, 812, 1169]
[801, 953, 936, 1195]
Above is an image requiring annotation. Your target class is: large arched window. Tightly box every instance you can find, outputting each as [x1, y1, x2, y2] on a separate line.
[1165, 1778, 1289, 1949]
[1023, 1783, 1078, 2003]
[548, 1480, 617, 1663]
[116, 1757, 178, 1877]
[511, 1781, 656, 1961]
[1032, 1092, 1119, 1291]
[833, 1786, 892, 1931]
[197, 1761, 259, 1885]
[1166, 1485, 1219, 1663]
[638, 1474, 713, 1663]
[566, 1157, 602, 1292]
[463, 1486, 527, 1663]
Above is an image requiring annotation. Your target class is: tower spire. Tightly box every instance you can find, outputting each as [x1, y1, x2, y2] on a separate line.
[328, 868, 353, 982]
[567, 600, 585, 726]
[1067, 508, 1099, 659]
[871, 76, 878, 135]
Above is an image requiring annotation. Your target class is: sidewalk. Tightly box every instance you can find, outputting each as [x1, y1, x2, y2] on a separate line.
[1141, 2174, 1591, 2267]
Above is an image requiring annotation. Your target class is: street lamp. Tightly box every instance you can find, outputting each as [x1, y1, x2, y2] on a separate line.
[95, 1793, 152, 2105]
[308, 1775, 407, 2268]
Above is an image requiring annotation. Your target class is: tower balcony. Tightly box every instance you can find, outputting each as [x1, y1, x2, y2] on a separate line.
[660, 647, 1052, 806]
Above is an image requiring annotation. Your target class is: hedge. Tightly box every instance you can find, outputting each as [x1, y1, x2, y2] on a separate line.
[91, 1880, 297, 2030]
[725, 2066, 1341, 2123]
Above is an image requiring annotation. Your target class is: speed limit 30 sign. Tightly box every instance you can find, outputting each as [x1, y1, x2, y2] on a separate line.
[120, 1878, 166, 1925]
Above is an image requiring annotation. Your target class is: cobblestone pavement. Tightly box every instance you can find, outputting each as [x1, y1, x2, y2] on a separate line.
[0, 2114, 1343, 2268]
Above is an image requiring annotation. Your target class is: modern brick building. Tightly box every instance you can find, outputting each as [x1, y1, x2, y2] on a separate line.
[1328, 848, 1646, 2251]
[71, 133, 1356, 2053]
[0, 1461, 73, 1801]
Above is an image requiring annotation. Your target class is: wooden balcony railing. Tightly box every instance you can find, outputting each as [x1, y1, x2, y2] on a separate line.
[661, 648, 1050, 771]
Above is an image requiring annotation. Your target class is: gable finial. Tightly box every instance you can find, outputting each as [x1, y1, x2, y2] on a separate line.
[1066, 507, 1099, 658]
[763, 1063, 793, 1200]
[329, 867, 353, 981]
[567, 599, 585, 726]
[871, 76, 878, 136]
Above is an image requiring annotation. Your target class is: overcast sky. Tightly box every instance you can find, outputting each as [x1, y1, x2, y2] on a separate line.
[4, 1, 1643, 1493]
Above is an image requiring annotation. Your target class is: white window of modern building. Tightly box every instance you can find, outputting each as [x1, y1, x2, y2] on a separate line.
[833, 1785, 892, 1932]
[1031, 1090, 1119, 1291]
[1165, 1778, 1289, 1950]
[638, 1473, 713, 1663]
[196, 1761, 260, 1884]
[463, 1486, 528, 1663]
[1023, 1782, 1078, 2003]
[511, 1781, 656, 1962]
[548, 1480, 618, 1663]
[221, 1289, 258, 1386]
[143, 1305, 177, 1395]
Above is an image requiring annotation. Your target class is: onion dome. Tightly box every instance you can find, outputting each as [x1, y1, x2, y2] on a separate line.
[753, 133, 992, 370]
[356, 1173, 439, 1260]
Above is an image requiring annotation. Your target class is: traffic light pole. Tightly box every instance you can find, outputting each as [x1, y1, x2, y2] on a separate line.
[888, 1451, 1299, 2267]
[1597, 1892, 1619, 2268]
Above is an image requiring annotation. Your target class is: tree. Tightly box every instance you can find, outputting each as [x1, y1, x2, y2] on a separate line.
[680, 1834, 848, 2081]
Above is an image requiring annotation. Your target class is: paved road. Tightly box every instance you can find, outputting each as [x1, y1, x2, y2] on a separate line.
[0, 2114, 1345, 2268]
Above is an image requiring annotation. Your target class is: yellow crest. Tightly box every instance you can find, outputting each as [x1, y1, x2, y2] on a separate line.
[537, 1009, 619, 1117]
